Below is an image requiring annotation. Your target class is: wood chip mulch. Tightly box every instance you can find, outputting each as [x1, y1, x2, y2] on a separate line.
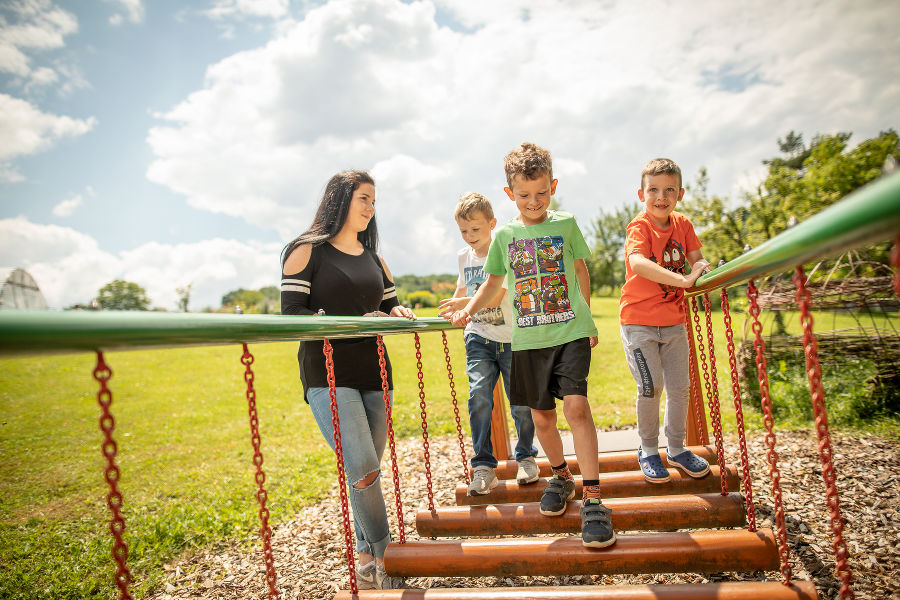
[145, 429, 899, 600]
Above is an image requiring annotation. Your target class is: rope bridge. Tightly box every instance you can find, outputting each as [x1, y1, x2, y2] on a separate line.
[1, 171, 899, 599]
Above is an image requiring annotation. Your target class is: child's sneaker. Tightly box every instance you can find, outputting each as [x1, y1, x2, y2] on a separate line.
[666, 449, 710, 478]
[356, 560, 377, 590]
[539, 475, 575, 516]
[581, 498, 616, 548]
[375, 563, 405, 590]
[516, 456, 540, 484]
[468, 465, 498, 496]
[637, 448, 670, 483]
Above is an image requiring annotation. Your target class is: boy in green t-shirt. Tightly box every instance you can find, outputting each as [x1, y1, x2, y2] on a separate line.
[449, 142, 615, 548]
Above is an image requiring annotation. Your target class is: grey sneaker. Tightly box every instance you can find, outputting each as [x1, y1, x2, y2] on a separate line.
[355, 560, 377, 590]
[468, 465, 498, 496]
[539, 475, 576, 516]
[375, 562, 406, 589]
[516, 456, 540, 484]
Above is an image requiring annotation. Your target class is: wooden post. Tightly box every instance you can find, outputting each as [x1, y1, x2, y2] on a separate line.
[685, 305, 710, 446]
[490, 381, 512, 461]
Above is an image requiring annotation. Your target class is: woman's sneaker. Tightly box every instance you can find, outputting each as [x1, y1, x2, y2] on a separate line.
[468, 465, 499, 496]
[581, 498, 616, 548]
[375, 563, 406, 589]
[539, 475, 576, 516]
[666, 449, 710, 478]
[516, 456, 540, 484]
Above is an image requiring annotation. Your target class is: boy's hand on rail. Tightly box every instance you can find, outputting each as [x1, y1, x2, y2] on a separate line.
[449, 309, 471, 327]
[438, 297, 467, 319]
[686, 259, 711, 286]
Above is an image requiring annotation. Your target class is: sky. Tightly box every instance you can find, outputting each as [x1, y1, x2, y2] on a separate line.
[1, 0, 899, 310]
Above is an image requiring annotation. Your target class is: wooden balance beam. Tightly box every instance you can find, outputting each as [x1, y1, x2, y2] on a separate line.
[473, 446, 718, 480]
[456, 466, 740, 506]
[335, 581, 819, 599]
[417, 492, 745, 537]
[384, 528, 779, 577]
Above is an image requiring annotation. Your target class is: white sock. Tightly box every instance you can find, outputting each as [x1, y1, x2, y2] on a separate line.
[641, 443, 659, 456]
[667, 444, 686, 457]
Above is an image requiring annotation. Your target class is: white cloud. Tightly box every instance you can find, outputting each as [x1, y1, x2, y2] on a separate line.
[203, 0, 290, 20]
[145, 0, 900, 277]
[0, 218, 281, 310]
[0, 0, 77, 77]
[104, 0, 144, 25]
[0, 94, 96, 164]
[51, 193, 82, 217]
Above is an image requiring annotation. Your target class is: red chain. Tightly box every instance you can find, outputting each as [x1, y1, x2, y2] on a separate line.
[701, 293, 727, 496]
[689, 298, 719, 461]
[442, 331, 470, 485]
[747, 280, 792, 583]
[793, 268, 855, 599]
[93, 352, 133, 600]
[322, 339, 357, 594]
[684, 312, 707, 445]
[720, 288, 756, 530]
[892, 235, 900, 298]
[414, 333, 435, 511]
[377, 336, 405, 543]
[240, 345, 279, 599]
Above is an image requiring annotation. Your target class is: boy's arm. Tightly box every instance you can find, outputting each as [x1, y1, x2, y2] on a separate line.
[574, 258, 598, 348]
[628, 252, 710, 288]
[449, 274, 504, 326]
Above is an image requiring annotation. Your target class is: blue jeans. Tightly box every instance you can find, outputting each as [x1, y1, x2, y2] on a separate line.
[465, 333, 538, 468]
[308, 387, 393, 559]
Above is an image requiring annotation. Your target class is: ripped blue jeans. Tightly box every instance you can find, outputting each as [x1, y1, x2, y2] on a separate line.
[308, 387, 393, 559]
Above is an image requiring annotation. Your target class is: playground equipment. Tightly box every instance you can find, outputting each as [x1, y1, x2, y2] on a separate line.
[1, 171, 898, 599]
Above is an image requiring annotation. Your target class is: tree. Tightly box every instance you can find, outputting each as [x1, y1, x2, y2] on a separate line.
[584, 201, 641, 295]
[175, 283, 192, 312]
[221, 288, 265, 311]
[96, 280, 151, 311]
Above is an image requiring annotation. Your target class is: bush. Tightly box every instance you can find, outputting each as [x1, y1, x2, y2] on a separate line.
[406, 290, 437, 308]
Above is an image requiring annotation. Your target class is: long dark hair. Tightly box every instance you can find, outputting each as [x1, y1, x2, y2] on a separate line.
[281, 170, 378, 265]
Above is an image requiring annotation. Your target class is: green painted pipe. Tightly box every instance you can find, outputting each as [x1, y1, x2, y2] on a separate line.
[688, 170, 900, 296]
[0, 312, 456, 357]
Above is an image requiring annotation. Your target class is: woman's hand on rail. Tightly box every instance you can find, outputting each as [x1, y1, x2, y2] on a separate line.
[389, 305, 417, 320]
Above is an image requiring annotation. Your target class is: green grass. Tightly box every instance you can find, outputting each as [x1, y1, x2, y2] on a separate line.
[0, 298, 896, 598]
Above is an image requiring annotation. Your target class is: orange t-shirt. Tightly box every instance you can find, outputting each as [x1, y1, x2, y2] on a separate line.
[619, 211, 702, 326]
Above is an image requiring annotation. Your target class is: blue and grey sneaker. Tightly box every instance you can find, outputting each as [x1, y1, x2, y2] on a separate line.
[637, 448, 670, 483]
[375, 562, 406, 590]
[581, 498, 616, 548]
[667, 449, 710, 478]
[356, 560, 377, 590]
[539, 475, 576, 516]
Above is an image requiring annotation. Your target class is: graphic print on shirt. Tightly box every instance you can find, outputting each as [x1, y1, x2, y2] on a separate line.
[463, 264, 505, 325]
[508, 236, 574, 327]
[652, 237, 687, 298]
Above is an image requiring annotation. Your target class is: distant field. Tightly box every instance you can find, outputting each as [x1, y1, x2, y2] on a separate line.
[0, 298, 894, 599]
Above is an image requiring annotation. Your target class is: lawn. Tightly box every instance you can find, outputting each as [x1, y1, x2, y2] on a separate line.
[0, 297, 895, 599]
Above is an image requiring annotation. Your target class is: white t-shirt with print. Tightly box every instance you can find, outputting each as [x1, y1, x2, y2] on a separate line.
[457, 246, 512, 343]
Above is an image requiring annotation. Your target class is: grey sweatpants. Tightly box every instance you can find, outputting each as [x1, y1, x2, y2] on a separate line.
[620, 324, 691, 450]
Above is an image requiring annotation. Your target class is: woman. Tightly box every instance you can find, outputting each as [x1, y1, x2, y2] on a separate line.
[281, 170, 414, 590]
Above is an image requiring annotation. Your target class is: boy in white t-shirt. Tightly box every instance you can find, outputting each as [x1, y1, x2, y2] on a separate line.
[439, 192, 539, 495]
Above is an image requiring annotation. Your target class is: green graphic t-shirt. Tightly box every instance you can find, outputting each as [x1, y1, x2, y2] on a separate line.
[484, 211, 598, 351]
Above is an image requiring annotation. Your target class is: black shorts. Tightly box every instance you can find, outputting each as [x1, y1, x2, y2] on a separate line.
[510, 337, 591, 410]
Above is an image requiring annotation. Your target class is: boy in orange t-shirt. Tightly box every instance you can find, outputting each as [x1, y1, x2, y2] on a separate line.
[619, 158, 711, 484]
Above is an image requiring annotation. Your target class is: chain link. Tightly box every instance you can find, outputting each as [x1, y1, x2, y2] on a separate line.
[701, 293, 728, 496]
[413, 333, 435, 511]
[93, 352, 133, 600]
[690, 298, 720, 470]
[240, 345, 279, 598]
[442, 331, 470, 485]
[685, 308, 707, 445]
[793, 267, 855, 599]
[892, 235, 900, 298]
[377, 336, 405, 543]
[720, 288, 756, 530]
[322, 339, 357, 594]
[747, 280, 792, 583]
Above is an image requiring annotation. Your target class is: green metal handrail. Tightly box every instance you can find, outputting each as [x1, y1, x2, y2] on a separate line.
[687, 170, 900, 296]
[0, 312, 455, 357]
[1, 172, 898, 357]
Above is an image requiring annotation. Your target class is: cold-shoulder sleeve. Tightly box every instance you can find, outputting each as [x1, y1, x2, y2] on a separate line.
[281, 258, 316, 316]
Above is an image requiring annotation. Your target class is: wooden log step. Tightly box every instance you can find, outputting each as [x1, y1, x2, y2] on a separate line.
[456, 466, 739, 506]
[335, 581, 819, 599]
[475, 446, 717, 480]
[383, 528, 779, 577]
[417, 492, 745, 537]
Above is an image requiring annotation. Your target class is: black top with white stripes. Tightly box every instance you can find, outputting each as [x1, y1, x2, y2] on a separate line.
[281, 242, 400, 401]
